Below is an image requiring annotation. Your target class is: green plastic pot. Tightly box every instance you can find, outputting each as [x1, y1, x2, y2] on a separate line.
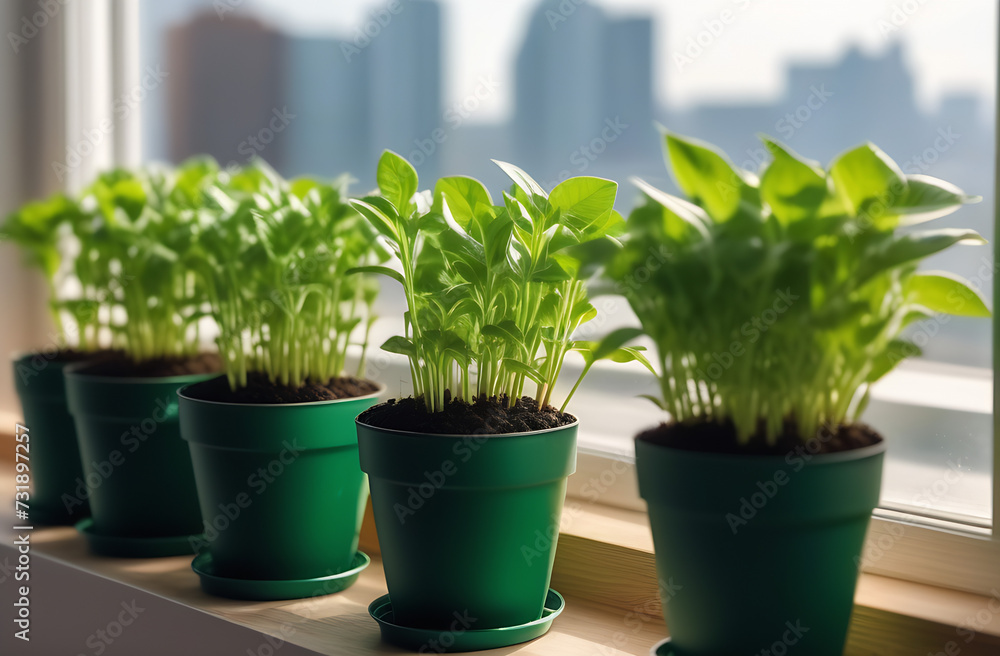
[357, 418, 577, 632]
[64, 365, 214, 546]
[11, 353, 90, 525]
[635, 433, 885, 656]
[178, 377, 383, 583]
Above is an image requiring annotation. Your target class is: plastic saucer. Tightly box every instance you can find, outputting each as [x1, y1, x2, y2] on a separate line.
[368, 589, 565, 652]
[76, 518, 201, 558]
[651, 637, 674, 655]
[192, 550, 370, 601]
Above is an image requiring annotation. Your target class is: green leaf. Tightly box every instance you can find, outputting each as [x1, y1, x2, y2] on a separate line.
[664, 131, 752, 222]
[442, 336, 471, 368]
[502, 358, 546, 385]
[759, 136, 829, 224]
[901, 305, 936, 328]
[868, 339, 921, 383]
[631, 177, 711, 241]
[890, 175, 981, 226]
[110, 178, 148, 220]
[602, 131, 990, 442]
[904, 272, 991, 317]
[590, 327, 645, 361]
[482, 320, 524, 345]
[382, 335, 417, 358]
[638, 394, 666, 410]
[350, 197, 401, 243]
[548, 177, 618, 226]
[829, 142, 906, 216]
[348, 265, 404, 286]
[493, 159, 547, 198]
[532, 259, 574, 283]
[377, 150, 419, 213]
[434, 176, 493, 230]
[572, 300, 598, 326]
[607, 346, 657, 376]
[858, 229, 987, 284]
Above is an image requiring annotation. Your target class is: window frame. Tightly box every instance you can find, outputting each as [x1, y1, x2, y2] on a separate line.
[49, 0, 1000, 599]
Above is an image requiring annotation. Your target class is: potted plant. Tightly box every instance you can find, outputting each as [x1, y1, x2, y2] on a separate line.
[352, 151, 649, 651]
[178, 162, 386, 600]
[603, 131, 990, 655]
[1, 194, 111, 525]
[64, 160, 223, 557]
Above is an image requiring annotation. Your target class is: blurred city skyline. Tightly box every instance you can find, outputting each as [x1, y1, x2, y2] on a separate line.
[236, 0, 998, 119]
[143, 0, 995, 368]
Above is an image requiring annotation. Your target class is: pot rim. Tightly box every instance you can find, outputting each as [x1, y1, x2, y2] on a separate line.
[63, 360, 222, 385]
[11, 349, 60, 363]
[635, 428, 887, 466]
[178, 376, 387, 408]
[10, 349, 100, 364]
[356, 415, 580, 440]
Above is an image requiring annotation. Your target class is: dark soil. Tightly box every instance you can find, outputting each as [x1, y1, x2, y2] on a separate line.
[25, 348, 120, 364]
[637, 418, 882, 455]
[185, 372, 380, 404]
[75, 352, 222, 378]
[358, 394, 576, 435]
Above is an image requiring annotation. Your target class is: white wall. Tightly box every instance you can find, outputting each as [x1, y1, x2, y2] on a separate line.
[0, 0, 67, 415]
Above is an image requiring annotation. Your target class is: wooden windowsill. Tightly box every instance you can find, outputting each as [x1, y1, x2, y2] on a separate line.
[550, 499, 1000, 656]
[2, 525, 665, 655]
[4, 428, 1000, 654]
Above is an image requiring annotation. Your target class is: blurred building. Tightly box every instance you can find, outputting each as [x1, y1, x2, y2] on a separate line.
[166, 1, 442, 189]
[367, 1, 443, 183]
[283, 36, 371, 181]
[167, 13, 286, 168]
[514, 1, 657, 177]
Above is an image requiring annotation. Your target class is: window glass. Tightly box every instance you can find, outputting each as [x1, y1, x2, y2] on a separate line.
[139, 0, 996, 522]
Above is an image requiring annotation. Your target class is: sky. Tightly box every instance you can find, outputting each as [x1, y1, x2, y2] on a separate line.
[242, 0, 998, 122]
